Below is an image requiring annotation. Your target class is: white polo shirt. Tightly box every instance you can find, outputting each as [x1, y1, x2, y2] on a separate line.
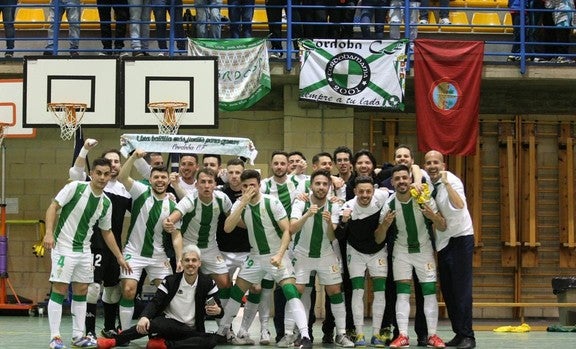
[163, 276, 198, 328]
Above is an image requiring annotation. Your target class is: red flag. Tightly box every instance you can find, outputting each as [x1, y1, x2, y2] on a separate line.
[414, 39, 484, 156]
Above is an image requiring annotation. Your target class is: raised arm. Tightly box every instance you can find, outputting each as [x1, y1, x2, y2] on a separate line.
[118, 149, 146, 191]
[69, 138, 98, 180]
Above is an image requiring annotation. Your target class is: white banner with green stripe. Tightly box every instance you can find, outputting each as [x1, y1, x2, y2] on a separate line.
[299, 39, 408, 110]
[188, 38, 271, 111]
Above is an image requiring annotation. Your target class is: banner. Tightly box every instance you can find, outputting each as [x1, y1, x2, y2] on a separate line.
[299, 39, 408, 110]
[189, 38, 271, 111]
[414, 39, 484, 156]
[120, 134, 258, 164]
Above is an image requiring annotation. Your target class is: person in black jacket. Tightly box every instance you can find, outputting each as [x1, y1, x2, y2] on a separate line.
[97, 244, 224, 349]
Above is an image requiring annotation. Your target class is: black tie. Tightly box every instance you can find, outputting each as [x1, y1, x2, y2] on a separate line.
[432, 182, 441, 199]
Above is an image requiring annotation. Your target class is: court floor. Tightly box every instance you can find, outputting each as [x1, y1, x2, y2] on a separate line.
[0, 310, 574, 348]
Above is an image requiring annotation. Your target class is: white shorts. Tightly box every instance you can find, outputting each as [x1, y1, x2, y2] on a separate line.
[49, 250, 94, 284]
[293, 251, 342, 286]
[392, 248, 437, 283]
[221, 251, 250, 277]
[238, 253, 295, 285]
[346, 244, 388, 278]
[120, 253, 172, 282]
[199, 247, 229, 275]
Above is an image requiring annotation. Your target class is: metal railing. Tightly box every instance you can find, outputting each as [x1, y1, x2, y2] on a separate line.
[0, 0, 574, 73]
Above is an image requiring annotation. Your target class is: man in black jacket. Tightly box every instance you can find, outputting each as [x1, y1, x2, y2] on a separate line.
[97, 244, 223, 349]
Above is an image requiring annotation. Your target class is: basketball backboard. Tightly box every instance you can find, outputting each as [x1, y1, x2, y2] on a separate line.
[0, 79, 36, 138]
[22, 57, 119, 127]
[122, 56, 218, 128]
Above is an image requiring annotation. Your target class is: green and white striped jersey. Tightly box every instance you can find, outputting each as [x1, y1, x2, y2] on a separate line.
[176, 190, 232, 249]
[291, 199, 340, 258]
[124, 181, 178, 259]
[233, 193, 287, 255]
[53, 181, 112, 254]
[260, 176, 298, 216]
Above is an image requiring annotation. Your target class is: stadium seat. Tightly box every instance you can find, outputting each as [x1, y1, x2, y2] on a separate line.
[466, 0, 498, 7]
[80, 8, 100, 30]
[471, 12, 503, 33]
[449, 0, 467, 8]
[15, 8, 47, 30]
[503, 12, 513, 33]
[442, 11, 471, 32]
[419, 11, 438, 32]
[252, 8, 269, 31]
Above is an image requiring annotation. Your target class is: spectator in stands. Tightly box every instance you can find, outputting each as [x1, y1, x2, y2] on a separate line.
[301, 0, 328, 39]
[0, 0, 16, 57]
[151, 0, 169, 55]
[359, 0, 388, 39]
[45, 0, 82, 56]
[196, 0, 222, 38]
[128, 0, 152, 56]
[420, 0, 451, 25]
[97, 0, 130, 56]
[228, 0, 255, 38]
[328, 0, 355, 39]
[389, 0, 420, 41]
[266, 0, 303, 58]
[507, 0, 536, 61]
[540, 0, 575, 63]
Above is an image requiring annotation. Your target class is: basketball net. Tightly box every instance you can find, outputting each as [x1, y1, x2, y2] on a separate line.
[47, 103, 87, 140]
[148, 102, 188, 135]
[0, 123, 9, 147]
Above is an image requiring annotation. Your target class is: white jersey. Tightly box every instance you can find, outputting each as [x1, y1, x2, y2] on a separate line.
[260, 176, 298, 216]
[291, 199, 340, 258]
[341, 189, 389, 220]
[53, 181, 112, 254]
[382, 193, 438, 254]
[431, 171, 474, 251]
[124, 181, 178, 259]
[176, 190, 232, 249]
[234, 194, 287, 255]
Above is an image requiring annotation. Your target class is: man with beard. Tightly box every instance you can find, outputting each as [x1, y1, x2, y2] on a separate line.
[423, 151, 476, 349]
[379, 165, 446, 349]
[290, 170, 354, 348]
[336, 176, 390, 347]
[69, 140, 137, 339]
[44, 157, 131, 349]
[97, 244, 223, 349]
[170, 154, 200, 199]
[163, 168, 233, 320]
[116, 149, 184, 333]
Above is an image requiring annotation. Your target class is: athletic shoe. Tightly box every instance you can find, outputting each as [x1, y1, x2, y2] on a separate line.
[439, 18, 451, 25]
[371, 334, 387, 347]
[100, 329, 118, 339]
[71, 335, 97, 348]
[379, 327, 392, 345]
[335, 333, 355, 347]
[5, 52, 13, 58]
[418, 19, 429, 25]
[231, 334, 256, 345]
[146, 337, 168, 349]
[277, 333, 296, 347]
[49, 336, 67, 349]
[260, 330, 272, 345]
[427, 334, 446, 348]
[354, 333, 367, 347]
[299, 337, 313, 349]
[322, 332, 334, 344]
[445, 335, 462, 347]
[389, 334, 410, 348]
[96, 337, 116, 349]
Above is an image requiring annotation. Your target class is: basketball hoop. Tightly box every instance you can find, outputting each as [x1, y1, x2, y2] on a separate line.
[0, 123, 10, 147]
[47, 103, 87, 140]
[147, 102, 188, 135]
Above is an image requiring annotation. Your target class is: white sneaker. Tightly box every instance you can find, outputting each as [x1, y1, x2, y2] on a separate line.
[260, 329, 271, 345]
[231, 334, 255, 345]
[419, 19, 429, 25]
[335, 333, 355, 348]
[277, 333, 296, 347]
[439, 17, 451, 25]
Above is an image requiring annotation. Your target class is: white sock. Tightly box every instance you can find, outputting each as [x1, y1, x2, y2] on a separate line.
[423, 294, 439, 335]
[396, 293, 411, 335]
[217, 298, 242, 335]
[118, 305, 134, 331]
[71, 298, 87, 339]
[286, 298, 309, 338]
[48, 299, 63, 338]
[372, 291, 385, 336]
[259, 287, 273, 330]
[352, 288, 365, 335]
[330, 297, 347, 334]
[240, 300, 258, 334]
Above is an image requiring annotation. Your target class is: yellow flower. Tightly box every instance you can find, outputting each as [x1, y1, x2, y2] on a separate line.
[410, 183, 431, 204]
